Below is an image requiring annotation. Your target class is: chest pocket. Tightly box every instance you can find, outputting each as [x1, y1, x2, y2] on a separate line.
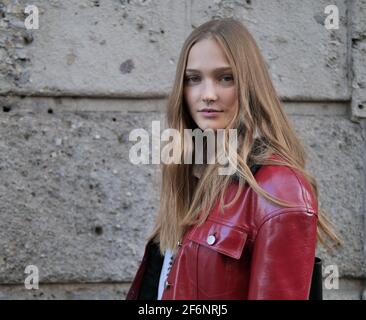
[187, 218, 248, 259]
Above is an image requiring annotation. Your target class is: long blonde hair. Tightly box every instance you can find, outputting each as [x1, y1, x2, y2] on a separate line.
[148, 18, 341, 254]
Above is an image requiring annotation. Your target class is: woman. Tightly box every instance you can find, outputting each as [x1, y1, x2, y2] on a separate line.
[126, 18, 340, 300]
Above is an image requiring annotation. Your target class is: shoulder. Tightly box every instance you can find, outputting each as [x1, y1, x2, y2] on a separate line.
[219, 155, 318, 232]
[252, 162, 318, 224]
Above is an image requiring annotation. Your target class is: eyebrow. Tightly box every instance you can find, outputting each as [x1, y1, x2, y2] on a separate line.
[185, 67, 232, 73]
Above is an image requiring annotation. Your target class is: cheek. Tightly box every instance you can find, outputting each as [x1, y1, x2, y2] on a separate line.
[222, 88, 237, 108]
[184, 87, 198, 112]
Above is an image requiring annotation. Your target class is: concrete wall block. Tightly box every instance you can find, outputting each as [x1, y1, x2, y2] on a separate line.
[191, 0, 349, 100]
[0, 98, 364, 283]
[0, 0, 349, 99]
[0, 279, 363, 300]
[0, 0, 33, 92]
[0, 282, 130, 300]
[290, 113, 365, 277]
[0, 98, 165, 283]
[322, 278, 365, 300]
[0, 0, 187, 96]
[350, 0, 366, 118]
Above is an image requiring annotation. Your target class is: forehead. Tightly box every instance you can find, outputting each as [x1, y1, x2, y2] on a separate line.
[185, 38, 230, 70]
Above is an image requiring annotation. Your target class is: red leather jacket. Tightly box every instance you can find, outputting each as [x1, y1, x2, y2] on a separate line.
[126, 161, 318, 300]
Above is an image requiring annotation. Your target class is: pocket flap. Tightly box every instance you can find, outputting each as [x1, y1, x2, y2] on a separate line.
[187, 219, 248, 259]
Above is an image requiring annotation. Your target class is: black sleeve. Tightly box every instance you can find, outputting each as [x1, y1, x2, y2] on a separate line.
[138, 241, 164, 300]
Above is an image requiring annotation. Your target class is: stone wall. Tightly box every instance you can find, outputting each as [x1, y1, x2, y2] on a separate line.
[0, 0, 365, 299]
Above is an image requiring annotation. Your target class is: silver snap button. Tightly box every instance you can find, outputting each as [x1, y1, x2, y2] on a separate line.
[164, 280, 172, 289]
[206, 234, 216, 245]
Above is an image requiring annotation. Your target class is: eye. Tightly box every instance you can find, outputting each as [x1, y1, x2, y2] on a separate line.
[185, 75, 201, 83]
[220, 74, 234, 82]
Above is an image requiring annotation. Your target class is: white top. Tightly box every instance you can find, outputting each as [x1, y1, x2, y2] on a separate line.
[157, 249, 174, 300]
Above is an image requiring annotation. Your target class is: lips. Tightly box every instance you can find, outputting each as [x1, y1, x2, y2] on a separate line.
[199, 108, 223, 112]
[198, 108, 223, 118]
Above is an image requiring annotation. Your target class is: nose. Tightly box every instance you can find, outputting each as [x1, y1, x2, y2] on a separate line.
[201, 80, 218, 104]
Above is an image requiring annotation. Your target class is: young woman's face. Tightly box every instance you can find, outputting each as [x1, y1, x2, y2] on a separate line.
[183, 38, 238, 131]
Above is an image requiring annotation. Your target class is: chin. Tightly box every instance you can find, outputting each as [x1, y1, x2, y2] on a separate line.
[197, 123, 223, 131]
